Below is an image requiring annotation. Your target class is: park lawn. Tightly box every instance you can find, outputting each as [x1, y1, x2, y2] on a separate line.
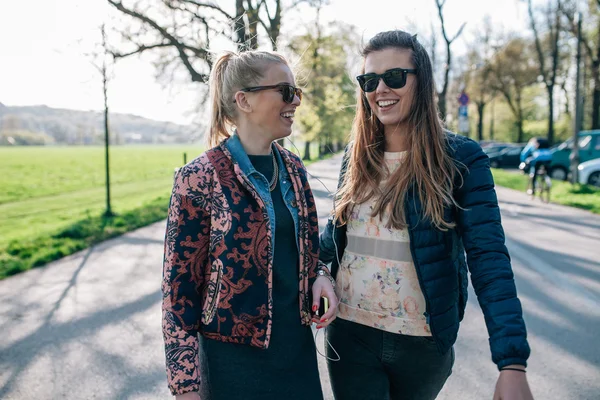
[0, 142, 329, 279]
[0, 145, 204, 247]
[0, 145, 204, 204]
[491, 169, 600, 214]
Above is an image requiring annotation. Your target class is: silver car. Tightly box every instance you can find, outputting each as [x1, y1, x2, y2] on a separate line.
[577, 158, 600, 187]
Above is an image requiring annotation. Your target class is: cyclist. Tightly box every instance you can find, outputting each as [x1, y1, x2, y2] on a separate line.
[522, 137, 552, 195]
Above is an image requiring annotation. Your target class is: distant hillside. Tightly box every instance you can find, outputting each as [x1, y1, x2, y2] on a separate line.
[0, 104, 203, 145]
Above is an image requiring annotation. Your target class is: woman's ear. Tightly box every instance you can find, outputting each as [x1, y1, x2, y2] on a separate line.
[234, 91, 253, 114]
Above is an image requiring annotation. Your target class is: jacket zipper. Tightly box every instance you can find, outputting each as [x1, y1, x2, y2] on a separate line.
[237, 170, 274, 349]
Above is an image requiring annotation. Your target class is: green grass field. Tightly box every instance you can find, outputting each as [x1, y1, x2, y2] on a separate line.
[491, 169, 600, 214]
[0, 145, 204, 247]
[0, 141, 327, 278]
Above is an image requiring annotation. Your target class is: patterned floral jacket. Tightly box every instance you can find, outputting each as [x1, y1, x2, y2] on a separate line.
[162, 136, 326, 395]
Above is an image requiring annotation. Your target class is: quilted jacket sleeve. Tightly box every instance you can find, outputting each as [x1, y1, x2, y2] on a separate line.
[319, 143, 352, 265]
[162, 162, 212, 395]
[453, 138, 531, 370]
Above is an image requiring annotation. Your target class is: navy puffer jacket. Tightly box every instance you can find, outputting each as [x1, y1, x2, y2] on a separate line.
[320, 133, 530, 369]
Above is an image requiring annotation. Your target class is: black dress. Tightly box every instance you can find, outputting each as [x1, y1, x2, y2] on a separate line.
[199, 154, 323, 400]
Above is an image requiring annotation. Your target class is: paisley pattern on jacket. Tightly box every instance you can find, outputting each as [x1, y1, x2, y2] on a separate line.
[162, 140, 324, 396]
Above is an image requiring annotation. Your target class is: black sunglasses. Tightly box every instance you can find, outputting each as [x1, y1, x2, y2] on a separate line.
[356, 68, 417, 92]
[238, 84, 303, 104]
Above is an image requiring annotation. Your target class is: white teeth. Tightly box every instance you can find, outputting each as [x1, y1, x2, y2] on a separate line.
[377, 100, 399, 107]
[281, 112, 294, 118]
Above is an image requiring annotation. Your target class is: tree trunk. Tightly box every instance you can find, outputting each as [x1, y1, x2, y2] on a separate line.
[438, 40, 451, 120]
[303, 141, 311, 161]
[561, 81, 570, 115]
[244, 1, 260, 50]
[235, 0, 246, 50]
[516, 93, 524, 143]
[593, 19, 600, 129]
[547, 85, 555, 144]
[593, 62, 600, 129]
[477, 102, 485, 141]
[269, 1, 282, 50]
[516, 119, 524, 143]
[489, 99, 495, 141]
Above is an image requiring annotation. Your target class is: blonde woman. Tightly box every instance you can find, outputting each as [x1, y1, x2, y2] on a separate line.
[162, 50, 337, 400]
[320, 31, 533, 400]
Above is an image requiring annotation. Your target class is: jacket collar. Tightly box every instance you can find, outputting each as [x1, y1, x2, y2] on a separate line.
[224, 132, 288, 179]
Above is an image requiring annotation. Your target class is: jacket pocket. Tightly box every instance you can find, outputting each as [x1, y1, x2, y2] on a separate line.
[201, 259, 223, 325]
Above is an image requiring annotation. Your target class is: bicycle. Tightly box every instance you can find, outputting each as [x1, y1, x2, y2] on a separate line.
[526, 163, 551, 203]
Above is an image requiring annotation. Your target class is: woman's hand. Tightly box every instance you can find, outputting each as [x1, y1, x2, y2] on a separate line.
[311, 276, 338, 328]
[493, 366, 534, 400]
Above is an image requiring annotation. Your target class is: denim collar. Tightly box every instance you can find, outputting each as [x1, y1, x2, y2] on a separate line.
[224, 133, 286, 179]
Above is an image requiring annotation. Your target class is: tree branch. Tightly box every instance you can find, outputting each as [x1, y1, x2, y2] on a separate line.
[107, 0, 209, 82]
[527, 0, 547, 80]
[261, 0, 273, 20]
[258, 18, 271, 34]
[112, 42, 172, 58]
[436, 0, 450, 44]
[450, 22, 466, 43]
[561, 5, 594, 58]
[288, 0, 309, 11]
[177, 0, 234, 20]
[549, 0, 561, 85]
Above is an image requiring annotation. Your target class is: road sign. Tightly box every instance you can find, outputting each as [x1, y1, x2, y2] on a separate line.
[458, 116, 469, 134]
[459, 105, 468, 117]
[458, 92, 469, 106]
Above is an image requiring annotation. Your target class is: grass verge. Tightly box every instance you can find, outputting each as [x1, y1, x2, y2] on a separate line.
[0, 152, 338, 280]
[491, 169, 600, 214]
[0, 195, 170, 280]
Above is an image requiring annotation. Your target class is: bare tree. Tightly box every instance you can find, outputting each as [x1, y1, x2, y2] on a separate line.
[489, 37, 539, 143]
[88, 24, 116, 216]
[465, 18, 496, 142]
[434, 0, 466, 120]
[562, 0, 600, 129]
[466, 57, 494, 142]
[526, 0, 562, 144]
[106, 1, 309, 84]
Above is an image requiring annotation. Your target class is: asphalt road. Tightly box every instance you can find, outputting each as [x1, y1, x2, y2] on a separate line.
[1, 153, 599, 399]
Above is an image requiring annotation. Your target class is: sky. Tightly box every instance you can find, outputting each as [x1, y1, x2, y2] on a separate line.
[0, 0, 532, 125]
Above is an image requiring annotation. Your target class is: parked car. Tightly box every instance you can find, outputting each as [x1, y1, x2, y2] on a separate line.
[577, 158, 600, 187]
[480, 140, 501, 149]
[483, 143, 518, 155]
[549, 130, 600, 180]
[488, 145, 526, 169]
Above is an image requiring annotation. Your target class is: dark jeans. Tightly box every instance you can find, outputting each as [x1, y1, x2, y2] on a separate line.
[326, 318, 454, 400]
[529, 161, 551, 184]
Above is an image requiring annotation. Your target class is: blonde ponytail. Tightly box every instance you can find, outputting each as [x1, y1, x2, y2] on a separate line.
[208, 52, 236, 147]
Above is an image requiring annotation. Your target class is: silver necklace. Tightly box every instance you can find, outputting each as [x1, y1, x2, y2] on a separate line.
[269, 152, 278, 192]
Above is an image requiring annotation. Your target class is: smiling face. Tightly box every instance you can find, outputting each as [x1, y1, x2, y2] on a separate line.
[243, 62, 301, 142]
[363, 48, 416, 135]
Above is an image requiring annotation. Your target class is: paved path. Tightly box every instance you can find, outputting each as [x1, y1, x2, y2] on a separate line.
[1, 153, 599, 399]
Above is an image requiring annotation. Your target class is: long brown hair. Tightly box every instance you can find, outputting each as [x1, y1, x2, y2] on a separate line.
[208, 50, 288, 147]
[334, 30, 461, 230]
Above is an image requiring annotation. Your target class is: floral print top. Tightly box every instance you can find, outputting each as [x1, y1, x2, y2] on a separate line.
[336, 151, 431, 336]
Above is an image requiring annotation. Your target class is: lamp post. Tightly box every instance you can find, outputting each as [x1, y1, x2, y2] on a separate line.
[571, 12, 583, 184]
